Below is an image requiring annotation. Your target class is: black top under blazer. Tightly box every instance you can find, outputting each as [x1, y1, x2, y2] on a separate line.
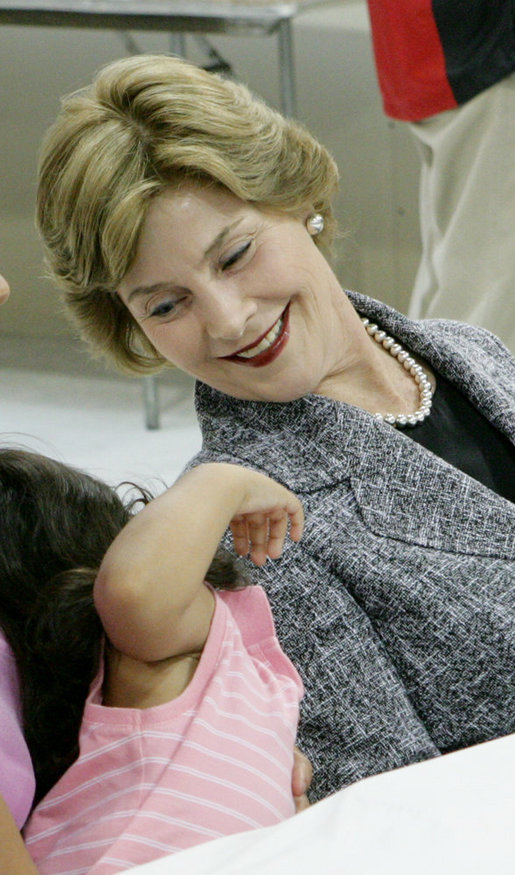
[190, 290, 515, 802]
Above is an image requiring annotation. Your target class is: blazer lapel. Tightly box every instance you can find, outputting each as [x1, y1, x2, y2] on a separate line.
[348, 421, 515, 560]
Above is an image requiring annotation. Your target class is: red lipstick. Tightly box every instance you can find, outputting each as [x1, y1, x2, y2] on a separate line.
[221, 305, 290, 368]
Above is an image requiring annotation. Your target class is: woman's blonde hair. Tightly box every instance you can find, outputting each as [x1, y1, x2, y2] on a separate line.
[37, 54, 339, 373]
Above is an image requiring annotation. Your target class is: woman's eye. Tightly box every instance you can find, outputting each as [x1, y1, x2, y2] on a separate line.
[221, 241, 252, 271]
[149, 299, 177, 319]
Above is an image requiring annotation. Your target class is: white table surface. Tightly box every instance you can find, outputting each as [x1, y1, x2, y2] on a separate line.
[129, 732, 515, 875]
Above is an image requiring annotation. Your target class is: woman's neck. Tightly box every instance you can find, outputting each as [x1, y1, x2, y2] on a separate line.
[316, 313, 435, 418]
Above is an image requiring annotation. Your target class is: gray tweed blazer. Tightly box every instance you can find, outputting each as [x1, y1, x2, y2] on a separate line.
[190, 290, 515, 802]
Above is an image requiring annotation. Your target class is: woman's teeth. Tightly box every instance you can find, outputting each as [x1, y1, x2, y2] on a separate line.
[237, 315, 283, 359]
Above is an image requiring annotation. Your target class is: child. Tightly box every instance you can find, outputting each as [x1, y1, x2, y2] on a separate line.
[0, 449, 304, 874]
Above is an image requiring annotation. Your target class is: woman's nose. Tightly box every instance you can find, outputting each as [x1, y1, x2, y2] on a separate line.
[202, 289, 257, 342]
[0, 273, 10, 305]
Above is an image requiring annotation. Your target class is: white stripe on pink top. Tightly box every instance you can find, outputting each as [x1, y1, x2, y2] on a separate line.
[24, 586, 303, 874]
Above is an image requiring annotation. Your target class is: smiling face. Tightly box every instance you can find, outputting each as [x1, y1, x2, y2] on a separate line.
[118, 183, 359, 402]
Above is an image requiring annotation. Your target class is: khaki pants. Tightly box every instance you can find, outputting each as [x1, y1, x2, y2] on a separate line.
[408, 71, 515, 353]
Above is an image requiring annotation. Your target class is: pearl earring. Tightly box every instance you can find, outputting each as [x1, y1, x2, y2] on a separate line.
[306, 213, 324, 236]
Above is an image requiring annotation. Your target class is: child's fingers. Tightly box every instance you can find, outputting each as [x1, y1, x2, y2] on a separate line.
[230, 516, 250, 557]
[231, 515, 275, 562]
[231, 513, 278, 566]
[230, 498, 304, 565]
[287, 502, 304, 542]
[246, 513, 271, 566]
[264, 512, 289, 559]
[246, 510, 292, 564]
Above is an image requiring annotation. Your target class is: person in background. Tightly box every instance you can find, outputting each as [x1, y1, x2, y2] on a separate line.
[366, 0, 515, 352]
[0, 273, 38, 874]
[35, 54, 515, 804]
[0, 449, 304, 873]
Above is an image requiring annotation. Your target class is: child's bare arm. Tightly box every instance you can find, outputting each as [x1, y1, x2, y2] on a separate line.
[0, 796, 38, 875]
[94, 464, 303, 662]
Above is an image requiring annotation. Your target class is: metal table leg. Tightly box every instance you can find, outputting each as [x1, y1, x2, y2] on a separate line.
[169, 32, 186, 55]
[143, 374, 160, 430]
[278, 19, 296, 118]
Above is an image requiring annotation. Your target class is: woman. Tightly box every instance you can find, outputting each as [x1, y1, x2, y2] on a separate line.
[36, 54, 515, 802]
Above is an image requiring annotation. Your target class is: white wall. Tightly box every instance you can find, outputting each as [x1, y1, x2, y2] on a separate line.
[0, 1, 422, 360]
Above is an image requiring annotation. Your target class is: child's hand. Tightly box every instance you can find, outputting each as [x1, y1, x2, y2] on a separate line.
[95, 462, 303, 663]
[228, 469, 304, 566]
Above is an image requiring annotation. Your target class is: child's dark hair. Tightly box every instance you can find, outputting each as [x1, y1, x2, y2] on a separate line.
[0, 448, 243, 806]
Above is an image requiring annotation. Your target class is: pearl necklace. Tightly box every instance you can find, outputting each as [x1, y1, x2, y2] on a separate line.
[361, 317, 433, 427]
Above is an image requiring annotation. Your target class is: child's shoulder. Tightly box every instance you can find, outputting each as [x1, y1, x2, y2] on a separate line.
[217, 586, 303, 694]
[217, 585, 273, 646]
